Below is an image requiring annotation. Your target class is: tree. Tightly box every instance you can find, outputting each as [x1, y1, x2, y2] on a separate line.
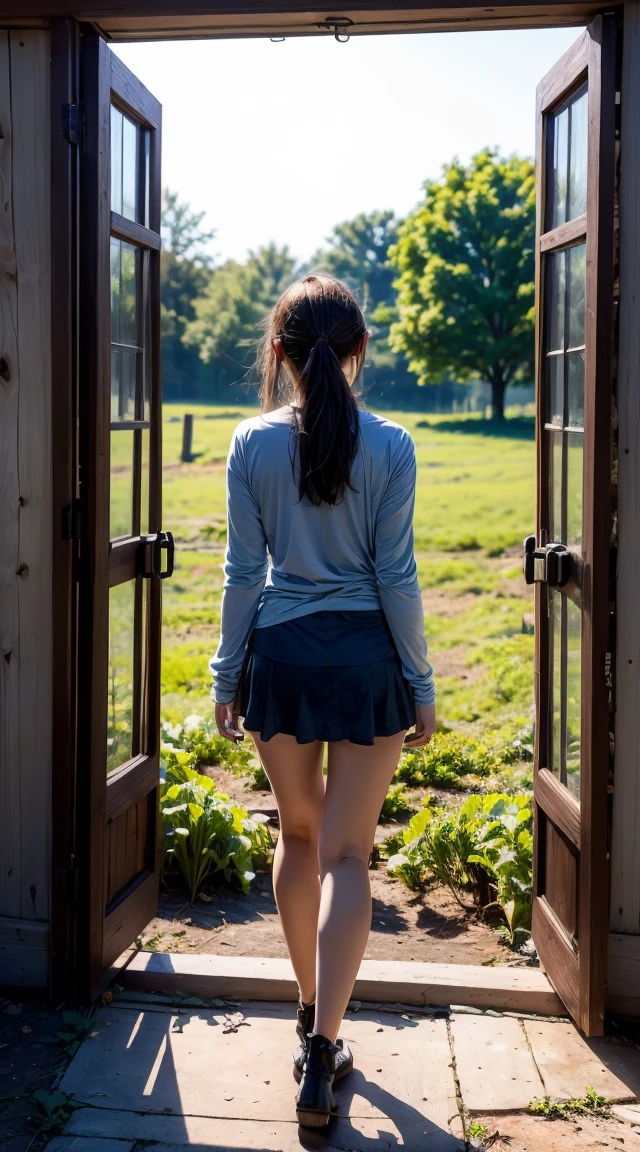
[183, 243, 296, 385]
[389, 150, 536, 422]
[313, 211, 416, 401]
[161, 190, 216, 399]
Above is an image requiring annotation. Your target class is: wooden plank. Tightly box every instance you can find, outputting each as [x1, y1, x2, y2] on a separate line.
[610, 2, 640, 939]
[0, 2, 608, 38]
[536, 26, 588, 112]
[606, 934, 640, 1015]
[532, 895, 580, 1023]
[523, 1017, 640, 1102]
[49, 16, 81, 1000]
[0, 916, 49, 986]
[535, 767, 581, 848]
[102, 870, 156, 970]
[452, 1013, 544, 1112]
[578, 11, 617, 1038]
[121, 952, 565, 1015]
[0, 31, 22, 922]
[539, 212, 588, 252]
[11, 30, 52, 924]
[110, 212, 161, 251]
[77, 31, 112, 1000]
[110, 51, 162, 129]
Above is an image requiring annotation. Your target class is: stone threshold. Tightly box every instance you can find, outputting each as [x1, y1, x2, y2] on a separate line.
[120, 951, 564, 1016]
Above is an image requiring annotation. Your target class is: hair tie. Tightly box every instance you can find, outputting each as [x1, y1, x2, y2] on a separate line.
[315, 334, 329, 345]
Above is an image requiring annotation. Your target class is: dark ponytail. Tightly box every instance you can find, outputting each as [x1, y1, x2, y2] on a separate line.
[257, 275, 367, 506]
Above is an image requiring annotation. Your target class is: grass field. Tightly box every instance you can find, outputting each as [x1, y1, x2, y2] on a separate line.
[151, 404, 536, 743]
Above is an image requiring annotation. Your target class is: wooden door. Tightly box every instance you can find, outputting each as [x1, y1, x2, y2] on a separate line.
[77, 34, 171, 996]
[527, 15, 617, 1036]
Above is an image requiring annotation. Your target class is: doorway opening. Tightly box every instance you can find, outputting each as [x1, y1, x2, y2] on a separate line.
[69, 13, 617, 1039]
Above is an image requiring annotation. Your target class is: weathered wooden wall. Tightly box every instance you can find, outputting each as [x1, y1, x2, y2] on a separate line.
[0, 30, 52, 985]
[608, 0, 640, 1014]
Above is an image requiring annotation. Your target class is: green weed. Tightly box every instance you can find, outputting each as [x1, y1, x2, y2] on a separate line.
[528, 1085, 609, 1119]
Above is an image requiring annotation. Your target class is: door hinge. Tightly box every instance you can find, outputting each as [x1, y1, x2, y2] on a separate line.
[62, 103, 81, 145]
[62, 501, 82, 540]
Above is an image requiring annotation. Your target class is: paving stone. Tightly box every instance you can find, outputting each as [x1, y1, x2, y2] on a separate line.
[523, 1018, 640, 1102]
[451, 1012, 544, 1112]
[45, 1139, 133, 1152]
[60, 1005, 463, 1148]
[65, 1108, 464, 1150]
[614, 1102, 640, 1125]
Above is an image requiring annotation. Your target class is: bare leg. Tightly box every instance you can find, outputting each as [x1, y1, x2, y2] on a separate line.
[315, 732, 407, 1042]
[245, 731, 324, 1006]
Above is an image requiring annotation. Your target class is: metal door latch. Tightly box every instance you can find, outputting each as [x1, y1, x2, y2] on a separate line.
[137, 531, 175, 579]
[523, 536, 572, 588]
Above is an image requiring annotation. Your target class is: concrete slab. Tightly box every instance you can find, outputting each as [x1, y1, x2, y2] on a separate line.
[451, 1013, 544, 1112]
[614, 1102, 640, 1125]
[523, 1018, 640, 1102]
[59, 1004, 463, 1150]
[65, 1109, 463, 1150]
[45, 1140, 133, 1152]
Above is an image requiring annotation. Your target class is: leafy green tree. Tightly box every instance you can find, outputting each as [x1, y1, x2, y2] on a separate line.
[389, 150, 536, 422]
[313, 210, 417, 400]
[161, 190, 216, 399]
[183, 243, 296, 385]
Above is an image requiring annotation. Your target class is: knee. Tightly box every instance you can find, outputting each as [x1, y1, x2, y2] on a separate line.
[279, 823, 318, 847]
[318, 841, 370, 879]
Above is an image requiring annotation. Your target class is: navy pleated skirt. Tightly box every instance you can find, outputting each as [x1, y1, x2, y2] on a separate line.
[238, 609, 417, 745]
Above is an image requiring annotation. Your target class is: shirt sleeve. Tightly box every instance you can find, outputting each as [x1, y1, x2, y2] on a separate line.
[209, 427, 269, 705]
[375, 430, 435, 706]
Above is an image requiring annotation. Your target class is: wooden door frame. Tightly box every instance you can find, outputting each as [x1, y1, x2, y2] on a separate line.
[47, 5, 619, 1003]
[531, 13, 616, 1034]
[72, 32, 164, 998]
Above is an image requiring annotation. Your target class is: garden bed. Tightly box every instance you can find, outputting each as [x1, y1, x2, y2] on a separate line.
[143, 763, 517, 968]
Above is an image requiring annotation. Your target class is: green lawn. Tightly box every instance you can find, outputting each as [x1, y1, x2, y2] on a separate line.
[157, 404, 535, 739]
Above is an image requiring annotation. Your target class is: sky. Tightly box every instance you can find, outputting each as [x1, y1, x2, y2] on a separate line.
[114, 26, 582, 266]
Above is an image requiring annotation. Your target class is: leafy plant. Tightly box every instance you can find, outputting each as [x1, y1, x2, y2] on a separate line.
[394, 725, 533, 791]
[162, 714, 270, 790]
[528, 1085, 609, 1119]
[385, 792, 533, 937]
[30, 1089, 80, 1133]
[380, 782, 414, 822]
[160, 755, 272, 900]
[55, 1010, 93, 1058]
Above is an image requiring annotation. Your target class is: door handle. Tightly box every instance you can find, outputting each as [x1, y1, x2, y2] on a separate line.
[158, 531, 175, 580]
[137, 531, 175, 580]
[523, 535, 572, 588]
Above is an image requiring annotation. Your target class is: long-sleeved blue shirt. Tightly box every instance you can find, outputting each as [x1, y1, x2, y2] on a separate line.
[209, 405, 435, 707]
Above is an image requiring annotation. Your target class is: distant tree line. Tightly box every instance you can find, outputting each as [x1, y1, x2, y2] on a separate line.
[160, 149, 536, 421]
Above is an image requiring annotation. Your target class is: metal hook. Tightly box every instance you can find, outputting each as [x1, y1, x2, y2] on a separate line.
[316, 16, 354, 43]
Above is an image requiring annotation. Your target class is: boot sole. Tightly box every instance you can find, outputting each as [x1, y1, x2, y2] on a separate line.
[296, 1102, 339, 1128]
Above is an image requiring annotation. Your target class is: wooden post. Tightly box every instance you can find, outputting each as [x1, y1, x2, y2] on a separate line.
[608, 1, 640, 1015]
[0, 29, 52, 985]
[181, 412, 193, 463]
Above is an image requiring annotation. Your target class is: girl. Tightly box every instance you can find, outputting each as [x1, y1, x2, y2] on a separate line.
[210, 274, 435, 1128]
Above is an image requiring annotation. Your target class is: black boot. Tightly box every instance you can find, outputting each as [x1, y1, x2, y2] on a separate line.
[292, 1001, 353, 1084]
[296, 1032, 340, 1128]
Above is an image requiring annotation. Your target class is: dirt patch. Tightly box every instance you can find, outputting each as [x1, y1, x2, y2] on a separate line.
[146, 764, 508, 967]
[144, 866, 507, 966]
[469, 1110, 640, 1150]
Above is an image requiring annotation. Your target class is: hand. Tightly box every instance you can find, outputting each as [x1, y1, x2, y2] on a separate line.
[215, 701, 244, 743]
[403, 703, 436, 748]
